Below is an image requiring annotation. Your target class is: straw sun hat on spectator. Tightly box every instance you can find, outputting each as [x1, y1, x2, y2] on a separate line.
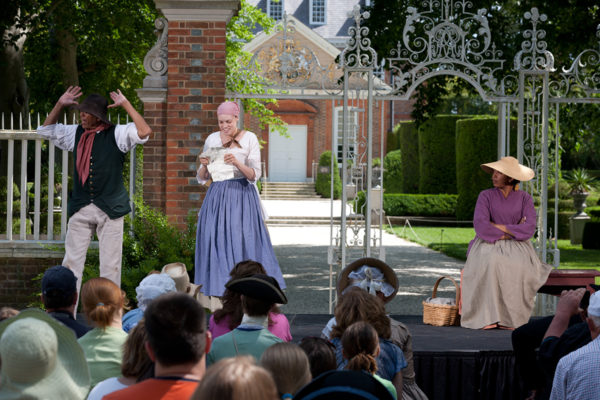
[0, 308, 90, 399]
[161, 262, 201, 297]
[337, 257, 399, 303]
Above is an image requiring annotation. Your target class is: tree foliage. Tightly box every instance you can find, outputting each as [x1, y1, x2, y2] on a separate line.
[364, 0, 600, 166]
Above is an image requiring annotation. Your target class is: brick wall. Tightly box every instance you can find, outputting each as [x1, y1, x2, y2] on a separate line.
[141, 2, 237, 228]
[142, 101, 168, 211]
[0, 257, 62, 309]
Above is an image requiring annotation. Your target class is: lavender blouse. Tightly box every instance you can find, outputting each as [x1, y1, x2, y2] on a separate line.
[468, 188, 537, 255]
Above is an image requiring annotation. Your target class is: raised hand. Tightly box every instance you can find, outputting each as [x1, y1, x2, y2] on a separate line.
[556, 288, 586, 317]
[108, 89, 129, 109]
[58, 86, 82, 107]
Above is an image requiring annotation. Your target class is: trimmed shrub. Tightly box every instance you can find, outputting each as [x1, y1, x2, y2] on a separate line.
[383, 150, 402, 193]
[582, 222, 600, 249]
[398, 121, 419, 193]
[315, 151, 342, 199]
[587, 206, 600, 220]
[455, 117, 499, 220]
[419, 115, 471, 194]
[455, 116, 519, 220]
[386, 128, 400, 152]
[356, 192, 457, 217]
[546, 211, 572, 240]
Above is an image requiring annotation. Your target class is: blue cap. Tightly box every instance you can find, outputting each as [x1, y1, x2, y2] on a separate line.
[41, 266, 77, 296]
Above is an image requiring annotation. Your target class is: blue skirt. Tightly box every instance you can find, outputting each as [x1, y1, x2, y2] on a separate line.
[194, 178, 285, 296]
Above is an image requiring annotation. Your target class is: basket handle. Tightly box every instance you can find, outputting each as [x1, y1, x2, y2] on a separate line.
[431, 276, 460, 305]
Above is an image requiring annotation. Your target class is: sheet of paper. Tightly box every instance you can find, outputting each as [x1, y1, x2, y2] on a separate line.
[200, 147, 236, 182]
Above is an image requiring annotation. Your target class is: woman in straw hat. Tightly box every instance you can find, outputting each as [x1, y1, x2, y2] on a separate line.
[194, 101, 285, 299]
[460, 157, 551, 330]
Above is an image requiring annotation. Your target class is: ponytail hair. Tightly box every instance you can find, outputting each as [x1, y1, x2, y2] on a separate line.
[81, 277, 126, 329]
[341, 321, 379, 375]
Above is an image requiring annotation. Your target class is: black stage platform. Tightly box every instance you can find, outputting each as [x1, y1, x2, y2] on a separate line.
[288, 314, 526, 400]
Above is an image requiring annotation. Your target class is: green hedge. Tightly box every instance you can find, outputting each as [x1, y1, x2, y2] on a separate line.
[582, 222, 600, 249]
[547, 211, 572, 240]
[315, 151, 342, 199]
[588, 206, 600, 219]
[455, 117, 500, 220]
[455, 116, 519, 220]
[383, 150, 402, 193]
[419, 115, 471, 194]
[398, 121, 419, 193]
[356, 192, 457, 217]
[386, 126, 400, 152]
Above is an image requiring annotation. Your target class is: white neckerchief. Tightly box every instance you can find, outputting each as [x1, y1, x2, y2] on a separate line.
[239, 314, 268, 329]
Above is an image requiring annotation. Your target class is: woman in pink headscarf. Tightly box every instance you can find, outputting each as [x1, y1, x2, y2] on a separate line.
[194, 101, 285, 302]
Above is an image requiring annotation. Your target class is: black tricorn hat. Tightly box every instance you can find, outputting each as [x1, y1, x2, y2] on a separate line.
[76, 94, 111, 124]
[225, 273, 287, 304]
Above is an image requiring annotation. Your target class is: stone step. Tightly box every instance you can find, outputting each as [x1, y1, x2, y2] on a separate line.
[265, 215, 368, 226]
[261, 189, 318, 195]
[261, 195, 321, 200]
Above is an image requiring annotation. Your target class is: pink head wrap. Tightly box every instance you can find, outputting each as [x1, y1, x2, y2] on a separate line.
[217, 101, 240, 117]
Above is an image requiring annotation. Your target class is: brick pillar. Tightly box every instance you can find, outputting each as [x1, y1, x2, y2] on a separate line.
[138, 0, 239, 227]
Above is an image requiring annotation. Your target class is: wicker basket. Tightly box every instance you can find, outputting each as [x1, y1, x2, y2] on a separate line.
[422, 276, 460, 327]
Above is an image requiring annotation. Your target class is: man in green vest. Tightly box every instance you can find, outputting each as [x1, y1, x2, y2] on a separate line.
[36, 85, 152, 295]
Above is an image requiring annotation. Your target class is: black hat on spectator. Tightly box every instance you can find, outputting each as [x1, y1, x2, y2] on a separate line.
[294, 370, 395, 400]
[42, 266, 77, 298]
[225, 274, 287, 304]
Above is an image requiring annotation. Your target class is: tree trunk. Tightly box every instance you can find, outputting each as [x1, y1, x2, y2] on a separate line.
[0, 25, 29, 126]
[55, 27, 79, 88]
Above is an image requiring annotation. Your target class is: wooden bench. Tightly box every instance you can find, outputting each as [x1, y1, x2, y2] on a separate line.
[538, 269, 600, 295]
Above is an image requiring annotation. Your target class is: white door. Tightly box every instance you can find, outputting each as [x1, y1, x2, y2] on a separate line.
[268, 125, 307, 182]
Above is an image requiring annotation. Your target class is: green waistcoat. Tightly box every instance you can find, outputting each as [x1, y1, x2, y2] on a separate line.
[69, 125, 131, 219]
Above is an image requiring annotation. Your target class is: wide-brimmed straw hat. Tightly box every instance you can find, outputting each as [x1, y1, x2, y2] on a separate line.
[161, 262, 201, 296]
[0, 309, 90, 399]
[76, 94, 111, 124]
[226, 273, 288, 304]
[480, 156, 535, 182]
[338, 257, 399, 303]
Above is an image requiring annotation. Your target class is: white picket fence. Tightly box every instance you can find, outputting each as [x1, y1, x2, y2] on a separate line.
[0, 112, 135, 243]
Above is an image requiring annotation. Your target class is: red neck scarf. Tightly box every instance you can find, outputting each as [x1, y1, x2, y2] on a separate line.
[76, 123, 112, 185]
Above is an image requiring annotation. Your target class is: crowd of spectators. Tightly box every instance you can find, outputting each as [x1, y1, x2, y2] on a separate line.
[1, 259, 598, 399]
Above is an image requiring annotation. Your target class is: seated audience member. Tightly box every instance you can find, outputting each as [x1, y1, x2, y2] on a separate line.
[78, 277, 128, 387]
[298, 336, 337, 379]
[207, 274, 287, 365]
[0, 308, 90, 399]
[0, 307, 19, 322]
[294, 370, 395, 400]
[260, 342, 312, 398]
[512, 288, 592, 400]
[192, 356, 278, 400]
[87, 319, 153, 399]
[122, 273, 176, 332]
[104, 292, 210, 399]
[330, 288, 406, 396]
[41, 265, 90, 338]
[210, 260, 292, 341]
[342, 321, 397, 399]
[550, 291, 600, 400]
[322, 258, 427, 400]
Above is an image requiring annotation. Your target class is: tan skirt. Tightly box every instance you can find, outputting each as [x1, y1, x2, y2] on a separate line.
[460, 238, 551, 329]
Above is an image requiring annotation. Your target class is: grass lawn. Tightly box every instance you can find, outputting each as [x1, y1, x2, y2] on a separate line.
[387, 225, 600, 270]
